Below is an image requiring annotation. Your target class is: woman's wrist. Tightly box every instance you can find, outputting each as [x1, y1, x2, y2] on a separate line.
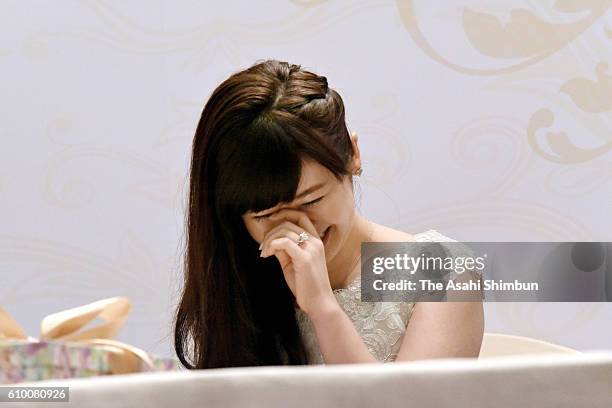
[305, 296, 342, 323]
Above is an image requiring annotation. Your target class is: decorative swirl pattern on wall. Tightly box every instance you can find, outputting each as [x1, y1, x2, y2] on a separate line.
[544, 160, 612, 196]
[396, 1, 611, 165]
[31, 0, 391, 70]
[462, 5, 609, 59]
[450, 116, 535, 197]
[0, 232, 177, 353]
[396, 198, 593, 242]
[527, 109, 612, 164]
[395, 0, 611, 75]
[43, 146, 181, 209]
[561, 61, 612, 113]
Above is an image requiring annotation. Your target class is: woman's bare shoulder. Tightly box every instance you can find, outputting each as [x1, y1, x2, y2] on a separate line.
[370, 222, 416, 242]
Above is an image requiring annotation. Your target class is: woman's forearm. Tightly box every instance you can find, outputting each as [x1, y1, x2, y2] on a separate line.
[307, 301, 379, 364]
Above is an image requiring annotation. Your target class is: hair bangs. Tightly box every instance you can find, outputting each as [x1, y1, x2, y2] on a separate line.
[215, 114, 310, 218]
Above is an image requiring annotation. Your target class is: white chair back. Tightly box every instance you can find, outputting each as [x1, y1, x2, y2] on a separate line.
[480, 332, 579, 358]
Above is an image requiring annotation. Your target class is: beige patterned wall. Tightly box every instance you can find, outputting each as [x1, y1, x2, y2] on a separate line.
[1, 0, 611, 356]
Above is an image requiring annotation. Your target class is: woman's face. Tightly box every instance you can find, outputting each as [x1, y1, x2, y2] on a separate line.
[242, 159, 357, 261]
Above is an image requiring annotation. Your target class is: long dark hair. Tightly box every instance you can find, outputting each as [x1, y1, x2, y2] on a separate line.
[173, 59, 356, 369]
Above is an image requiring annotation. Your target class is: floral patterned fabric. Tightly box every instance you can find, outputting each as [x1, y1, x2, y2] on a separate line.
[295, 229, 457, 364]
[0, 339, 182, 384]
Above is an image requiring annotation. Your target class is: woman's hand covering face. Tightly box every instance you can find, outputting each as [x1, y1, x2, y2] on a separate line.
[259, 208, 336, 315]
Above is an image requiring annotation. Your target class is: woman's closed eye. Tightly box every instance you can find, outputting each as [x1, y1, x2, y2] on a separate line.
[253, 196, 325, 222]
[302, 195, 324, 208]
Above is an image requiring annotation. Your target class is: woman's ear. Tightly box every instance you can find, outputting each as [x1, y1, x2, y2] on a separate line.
[350, 131, 362, 172]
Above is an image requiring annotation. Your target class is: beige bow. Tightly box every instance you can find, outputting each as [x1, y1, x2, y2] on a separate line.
[0, 297, 155, 374]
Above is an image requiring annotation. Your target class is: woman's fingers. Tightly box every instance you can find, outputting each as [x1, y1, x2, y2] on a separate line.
[261, 220, 303, 243]
[265, 236, 308, 264]
[259, 209, 319, 256]
[260, 221, 303, 253]
[268, 209, 317, 237]
[261, 230, 299, 257]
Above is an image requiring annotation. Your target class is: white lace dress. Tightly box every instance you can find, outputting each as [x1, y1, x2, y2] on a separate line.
[294, 229, 458, 364]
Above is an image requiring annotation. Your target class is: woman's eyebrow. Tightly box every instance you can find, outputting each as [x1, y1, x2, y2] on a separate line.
[253, 182, 327, 216]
